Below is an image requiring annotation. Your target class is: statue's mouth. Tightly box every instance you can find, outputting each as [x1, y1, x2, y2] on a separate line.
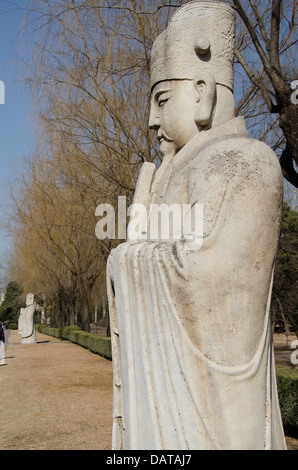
[157, 131, 173, 143]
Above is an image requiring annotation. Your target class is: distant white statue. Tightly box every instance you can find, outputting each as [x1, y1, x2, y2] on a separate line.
[21, 293, 37, 344]
[106, 1, 286, 450]
[40, 307, 45, 324]
[0, 322, 6, 365]
[18, 307, 25, 335]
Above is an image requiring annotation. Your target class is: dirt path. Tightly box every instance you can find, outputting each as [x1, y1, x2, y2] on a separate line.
[0, 330, 297, 450]
[0, 330, 113, 450]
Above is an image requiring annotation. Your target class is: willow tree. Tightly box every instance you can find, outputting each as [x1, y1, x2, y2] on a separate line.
[9, 0, 183, 328]
[10, 132, 113, 330]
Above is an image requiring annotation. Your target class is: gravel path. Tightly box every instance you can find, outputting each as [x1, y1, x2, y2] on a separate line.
[0, 330, 113, 450]
[0, 329, 297, 450]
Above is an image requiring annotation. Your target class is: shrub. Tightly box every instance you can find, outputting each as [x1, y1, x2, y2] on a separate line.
[71, 330, 90, 349]
[37, 324, 56, 335]
[44, 327, 60, 338]
[59, 326, 81, 340]
[36, 324, 59, 338]
[276, 366, 298, 429]
[8, 322, 18, 330]
[37, 324, 81, 340]
[67, 330, 112, 360]
[87, 334, 112, 359]
[68, 329, 80, 343]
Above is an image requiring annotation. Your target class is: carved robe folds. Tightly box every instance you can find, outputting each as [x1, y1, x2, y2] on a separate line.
[21, 303, 36, 344]
[107, 117, 286, 450]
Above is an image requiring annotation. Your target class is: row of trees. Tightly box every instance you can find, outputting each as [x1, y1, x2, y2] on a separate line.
[272, 203, 298, 336]
[0, 281, 24, 323]
[2, 0, 297, 332]
[7, 0, 170, 330]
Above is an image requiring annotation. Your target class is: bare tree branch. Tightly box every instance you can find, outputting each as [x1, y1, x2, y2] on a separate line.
[235, 48, 275, 111]
[270, 0, 282, 72]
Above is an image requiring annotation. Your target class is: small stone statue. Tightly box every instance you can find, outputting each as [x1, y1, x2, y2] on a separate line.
[0, 322, 6, 365]
[21, 293, 37, 344]
[106, 1, 286, 450]
[18, 307, 25, 335]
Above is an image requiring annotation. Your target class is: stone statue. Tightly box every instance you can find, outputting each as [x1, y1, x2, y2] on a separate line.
[106, 1, 286, 450]
[40, 307, 46, 324]
[18, 307, 25, 335]
[0, 322, 6, 366]
[21, 293, 37, 344]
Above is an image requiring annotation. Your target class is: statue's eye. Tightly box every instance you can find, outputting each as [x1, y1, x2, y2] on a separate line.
[158, 99, 168, 108]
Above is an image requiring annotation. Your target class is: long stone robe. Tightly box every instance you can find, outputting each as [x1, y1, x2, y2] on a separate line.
[21, 304, 36, 344]
[107, 117, 286, 450]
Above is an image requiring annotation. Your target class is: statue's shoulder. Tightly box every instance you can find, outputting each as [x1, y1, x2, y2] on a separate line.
[192, 133, 282, 187]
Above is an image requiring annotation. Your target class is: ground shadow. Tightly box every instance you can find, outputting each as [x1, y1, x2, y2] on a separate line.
[285, 425, 298, 439]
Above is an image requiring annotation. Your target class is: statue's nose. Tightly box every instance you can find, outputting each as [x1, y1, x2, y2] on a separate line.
[149, 115, 160, 131]
[149, 104, 160, 130]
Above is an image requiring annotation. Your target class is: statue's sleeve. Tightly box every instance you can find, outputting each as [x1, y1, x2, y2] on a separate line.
[106, 258, 123, 450]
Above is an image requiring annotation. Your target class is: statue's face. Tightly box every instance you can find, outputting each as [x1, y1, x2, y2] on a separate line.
[26, 294, 34, 306]
[149, 79, 199, 158]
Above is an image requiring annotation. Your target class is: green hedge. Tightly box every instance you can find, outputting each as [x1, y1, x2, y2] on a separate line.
[276, 366, 298, 429]
[68, 330, 112, 360]
[37, 324, 112, 360]
[37, 324, 81, 340]
[59, 325, 81, 340]
[38, 325, 61, 338]
[85, 333, 112, 359]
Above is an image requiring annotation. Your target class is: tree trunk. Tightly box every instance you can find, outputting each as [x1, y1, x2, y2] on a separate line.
[80, 300, 90, 332]
[279, 103, 298, 188]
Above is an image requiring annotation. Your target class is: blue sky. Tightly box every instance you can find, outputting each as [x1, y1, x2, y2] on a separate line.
[0, 0, 35, 267]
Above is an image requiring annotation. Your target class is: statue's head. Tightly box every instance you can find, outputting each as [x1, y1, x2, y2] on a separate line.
[149, 1, 236, 158]
[26, 293, 34, 306]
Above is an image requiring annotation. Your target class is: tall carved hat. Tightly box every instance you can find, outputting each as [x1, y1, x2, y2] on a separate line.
[150, 0, 235, 91]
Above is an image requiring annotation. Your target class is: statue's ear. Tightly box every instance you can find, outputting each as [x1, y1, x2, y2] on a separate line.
[194, 74, 216, 127]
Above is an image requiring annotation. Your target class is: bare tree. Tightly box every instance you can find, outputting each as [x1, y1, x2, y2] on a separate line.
[230, 0, 298, 187]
